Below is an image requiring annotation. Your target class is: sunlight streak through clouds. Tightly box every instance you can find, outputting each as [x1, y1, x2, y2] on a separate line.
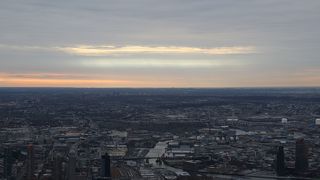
[0, 44, 256, 56]
[58, 45, 256, 56]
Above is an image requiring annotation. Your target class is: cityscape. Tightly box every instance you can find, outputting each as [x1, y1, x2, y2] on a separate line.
[1, 0, 320, 179]
[0, 88, 320, 179]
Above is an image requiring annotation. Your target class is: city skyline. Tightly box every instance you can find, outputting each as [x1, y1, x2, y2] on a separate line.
[1, 0, 320, 87]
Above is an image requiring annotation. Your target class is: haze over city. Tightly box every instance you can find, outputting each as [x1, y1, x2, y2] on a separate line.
[1, 0, 320, 87]
[1, 1, 320, 180]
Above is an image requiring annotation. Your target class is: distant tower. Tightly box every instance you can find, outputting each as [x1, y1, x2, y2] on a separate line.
[26, 144, 34, 180]
[281, 118, 288, 124]
[4, 147, 13, 179]
[295, 138, 308, 173]
[276, 146, 286, 176]
[101, 153, 111, 178]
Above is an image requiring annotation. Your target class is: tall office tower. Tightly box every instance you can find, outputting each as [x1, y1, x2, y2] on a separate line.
[4, 147, 13, 179]
[276, 146, 286, 176]
[26, 144, 34, 180]
[295, 138, 308, 173]
[101, 153, 111, 178]
[53, 153, 63, 180]
[67, 151, 76, 180]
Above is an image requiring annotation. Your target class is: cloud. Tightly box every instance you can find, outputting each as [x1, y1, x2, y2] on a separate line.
[0, 44, 256, 56]
[0, 44, 51, 52]
[57, 45, 256, 56]
[80, 59, 240, 68]
[0, 0, 319, 87]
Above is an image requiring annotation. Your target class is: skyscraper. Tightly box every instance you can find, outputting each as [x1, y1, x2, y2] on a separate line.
[276, 146, 286, 176]
[53, 153, 63, 180]
[101, 153, 111, 178]
[295, 138, 308, 173]
[67, 151, 76, 180]
[4, 147, 13, 179]
[26, 144, 34, 180]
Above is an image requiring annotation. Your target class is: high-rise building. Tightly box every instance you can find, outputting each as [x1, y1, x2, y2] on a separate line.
[101, 153, 111, 178]
[4, 147, 13, 179]
[276, 146, 286, 176]
[295, 138, 308, 173]
[67, 151, 76, 180]
[53, 153, 63, 180]
[26, 144, 34, 180]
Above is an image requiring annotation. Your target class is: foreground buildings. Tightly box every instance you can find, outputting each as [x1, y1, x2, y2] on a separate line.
[0, 88, 320, 179]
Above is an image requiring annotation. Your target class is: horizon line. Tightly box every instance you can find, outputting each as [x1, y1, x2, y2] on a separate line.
[0, 86, 320, 89]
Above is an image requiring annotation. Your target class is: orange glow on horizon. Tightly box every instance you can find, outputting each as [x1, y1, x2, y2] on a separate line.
[0, 73, 217, 87]
[0, 74, 133, 87]
[1, 73, 319, 88]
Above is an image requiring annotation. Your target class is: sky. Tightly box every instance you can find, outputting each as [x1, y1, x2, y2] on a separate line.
[0, 0, 320, 88]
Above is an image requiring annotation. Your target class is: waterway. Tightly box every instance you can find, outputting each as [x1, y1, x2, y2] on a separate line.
[145, 141, 184, 174]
